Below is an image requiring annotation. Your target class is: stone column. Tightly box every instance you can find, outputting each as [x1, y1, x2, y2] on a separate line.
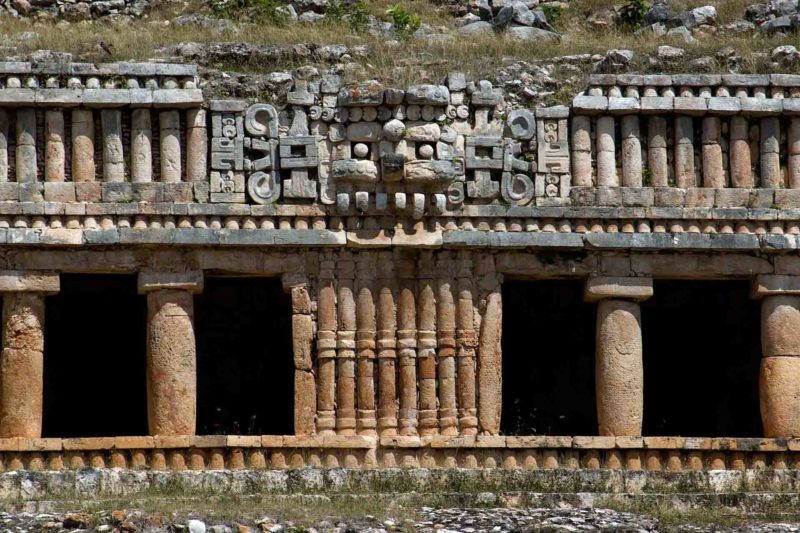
[355, 253, 377, 436]
[376, 252, 398, 437]
[15, 108, 37, 183]
[571, 115, 592, 186]
[186, 109, 207, 182]
[674, 116, 696, 188]
[316, 253, 337, 435]
[585, 277, 653, 437]
[0, 271, 60, 438]
[159, 110, 182, 182]
[702, 116, 724, 188]
[102, 110, 124, 182]
[647, 117, 668, 187]
[287, 274, 315, 436]
[621, 116, 642, 187]
[131, 109, 153, 183]
[417, 252, 438, 436]
[436, 253, 458, 436]
[752, 275, 800, 436]
[397, 254, 418, 436]
[72, 109, 95, 182]
[138, 271, 203, 436]
[789, 118, 800, 189]
[761, 117, 781, 188]
[730, 116, 752, 188]
[44, 110, 65, 182]
[336, 254, 357, 435]
[477, 255, 502, 435]
[596, 116, 617, 186]
[456, 252, 477, 435]
[0, 110, 8, 182]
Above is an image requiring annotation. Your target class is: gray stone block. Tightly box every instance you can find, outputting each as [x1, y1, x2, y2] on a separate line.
[131, 183, 163, 203]
[714, 188, 749, 208]
[761, 234, 798, 250]
[0, 89, 35, 105]
[672, 74, 721, 86]
[155, 64, 198, 76]
[83, 228, 119, 245]
[153, 89, 204, 108]
[654, 187, 685, 207]
[102, 183, 133, 203]
[741, 97, 782, 116]
[44, 182, 76, 203]
[685, 188, 715, 208]
[82, 89, 131, 107]
[596, 186, 622, 206]
[119, 228, 175, 244]
[673, 97, 708, 115]
[194, 182, 210, 203]
[18, 183, 43, 202]
[621, 187, 654, 207]
[640, 96, 673, 114]
[0, 183, 19, 202]
[174, 228, 221, 245]
[75, 182, 102, 203]
[219, 229, 346, 246]
[722, 74, 769, 86]
[748, 189, 775, 208]
[7, 228, 40, 244]
[571, 95, 608, 114]
[163, 183, 194, 203]
[708, 97, 741, 114]
[608, 97, 640, 114]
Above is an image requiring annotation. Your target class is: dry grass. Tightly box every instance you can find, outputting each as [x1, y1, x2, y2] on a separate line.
[0, 0, 797, 90]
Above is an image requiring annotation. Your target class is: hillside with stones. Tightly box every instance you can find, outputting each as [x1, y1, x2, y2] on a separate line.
[0, 0, 799, 104]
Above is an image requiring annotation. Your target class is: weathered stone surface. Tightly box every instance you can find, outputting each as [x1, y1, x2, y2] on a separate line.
[596, 299, 643, 437]
[478, 289, 501, 435]
[71, 109, 95, 182]
[145, 289, 197, 436]
[585, 277, 653, 302]
[0, 293, 45, 438]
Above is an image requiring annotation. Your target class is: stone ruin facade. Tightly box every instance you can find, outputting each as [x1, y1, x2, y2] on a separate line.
[1, 64, 800, 473]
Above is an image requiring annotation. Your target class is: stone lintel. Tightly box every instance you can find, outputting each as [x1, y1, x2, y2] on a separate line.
[584, 276, 653, 302]
[752, 274, 800, 298]
[0, 270, 59, 293]
[138, 270, 204, 294]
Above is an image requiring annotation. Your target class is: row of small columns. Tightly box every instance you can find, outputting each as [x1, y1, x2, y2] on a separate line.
[572, 112, 800, 189]
[0, 270, 202, 438]
[588, 275, 800, 438]
[1, 108, 207, 183]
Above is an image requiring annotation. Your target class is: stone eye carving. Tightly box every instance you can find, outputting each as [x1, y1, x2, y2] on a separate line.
[245, 104, 279, 139]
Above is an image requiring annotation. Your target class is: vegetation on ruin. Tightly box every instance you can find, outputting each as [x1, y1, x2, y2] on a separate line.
[0, 0, 798, 96]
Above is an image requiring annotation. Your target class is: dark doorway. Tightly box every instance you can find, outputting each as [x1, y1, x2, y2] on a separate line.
[195, 277, 294, 435]
[501, 280, 597, 435]
[641, 280, 762, 437]
[43, 274, 148, 437]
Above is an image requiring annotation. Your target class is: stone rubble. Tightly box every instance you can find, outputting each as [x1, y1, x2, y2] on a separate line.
[0, 508, 794, 533]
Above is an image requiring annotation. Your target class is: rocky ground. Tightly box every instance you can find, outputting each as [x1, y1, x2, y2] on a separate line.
[1, 507, 800, 533]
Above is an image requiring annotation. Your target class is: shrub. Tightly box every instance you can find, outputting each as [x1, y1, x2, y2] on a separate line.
[323, 0, 370, 32]
[541, 3, 563, 30]
[386, 3, 421, 39]
[619, 0, 649, 29]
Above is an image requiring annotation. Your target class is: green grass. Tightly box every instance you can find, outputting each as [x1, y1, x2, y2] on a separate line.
[1, 0, 797, 94]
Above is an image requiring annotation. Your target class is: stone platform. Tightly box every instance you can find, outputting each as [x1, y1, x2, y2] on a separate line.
[0, 436, 797, 472]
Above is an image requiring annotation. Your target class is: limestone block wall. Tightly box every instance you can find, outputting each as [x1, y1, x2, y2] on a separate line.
[3, 61, 800, 467]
